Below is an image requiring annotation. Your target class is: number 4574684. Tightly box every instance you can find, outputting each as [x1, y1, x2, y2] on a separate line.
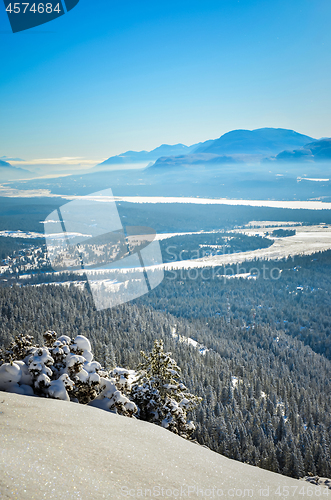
[6, 3, 61, 14]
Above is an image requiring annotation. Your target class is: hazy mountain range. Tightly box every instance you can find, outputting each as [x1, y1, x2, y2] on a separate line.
[3, 128, 330, 181]
[193, 127, 314, 155]
[3, 129, 331, 201]
[96, 143, 198, 166]
[0, 159, 12, 168]
[0, 159, 31, 179]
[95, 128, 319, 171]
[272, 138, 331, 163]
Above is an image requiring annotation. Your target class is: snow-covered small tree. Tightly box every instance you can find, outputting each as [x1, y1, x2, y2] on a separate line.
[131, 339, 202, 438]
[27, 346, 54, 395]
[0, 333, 201, 434]
[0, 332, 35, 364]
[0, 331, 137, 418]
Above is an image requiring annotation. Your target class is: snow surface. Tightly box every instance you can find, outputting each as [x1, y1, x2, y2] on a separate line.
[159, 225, 331, 271]
[113, 196, 331, 210]
[297, 177, 330, 182]
[0, 392, 318, 500]
[171, 328, 209, 355]
[37, 225, 330, 279]
[1, 183, 331, 209]
[0, 230, 44, 239]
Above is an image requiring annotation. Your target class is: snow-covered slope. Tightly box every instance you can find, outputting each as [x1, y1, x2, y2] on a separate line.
[0, 392, 315, 500]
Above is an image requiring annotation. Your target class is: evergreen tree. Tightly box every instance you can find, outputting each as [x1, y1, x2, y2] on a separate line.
[131, 339, 202, 438]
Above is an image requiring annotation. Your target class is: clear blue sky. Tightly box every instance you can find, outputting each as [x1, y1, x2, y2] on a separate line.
[1, 0, 331, 160]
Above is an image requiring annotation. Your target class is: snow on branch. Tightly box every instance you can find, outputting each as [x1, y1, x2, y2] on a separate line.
[0, 334, 201, 439]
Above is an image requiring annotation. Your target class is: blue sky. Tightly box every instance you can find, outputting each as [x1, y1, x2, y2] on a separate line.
[1, 0, 331, 162]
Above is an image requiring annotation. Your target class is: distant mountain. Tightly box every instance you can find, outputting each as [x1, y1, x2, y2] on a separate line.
[0, 156, 25, 162]
[0, 159, 12, 168]
[93, 128, 316, 171]
[0, 159, 32, 179]
[150, 153, 239, 170]
[95, 143, 198, 167]
[274, 138, 331, 162]
[194, 128, 315, 155]
[148, 128, 316, 170]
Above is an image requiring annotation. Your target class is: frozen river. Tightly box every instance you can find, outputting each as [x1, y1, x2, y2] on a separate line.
[114, 196, 331, 210]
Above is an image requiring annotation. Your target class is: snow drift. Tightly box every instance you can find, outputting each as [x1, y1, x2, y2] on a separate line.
[0, 392, 317, 500]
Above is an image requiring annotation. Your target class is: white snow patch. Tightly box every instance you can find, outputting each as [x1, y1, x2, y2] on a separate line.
[297, 177, 329, 182]
[0, 391, 310, 500]
[113, 196, 331, 210]
[0, 230, 44, 239]
[74, 335, 92, 353]
[231, 376, 239, 388]
[172, 328, 209, 355]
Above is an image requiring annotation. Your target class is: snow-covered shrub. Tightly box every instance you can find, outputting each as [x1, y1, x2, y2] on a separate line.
[43, 330, 57, 347]
[110, 367, 137, 392]
[88, 366, 137, 416]
[27, 346, 54, 394]
[48, 373, 74, 401]
[0, 334, 201, 438]
[0, 361, 33, 395]
[0, 331, 137, 417]
[89, 376, 137, 416]
[131, 339, 202, 438]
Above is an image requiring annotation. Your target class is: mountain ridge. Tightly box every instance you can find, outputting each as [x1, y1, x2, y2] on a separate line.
[273, 138, 331, 163]
[0, 159, 13, 168]
[93, 128, 316, 171]
[96, 143, 198, 167]
[0, 159, 32, 179]
[194, 128, 315, 155]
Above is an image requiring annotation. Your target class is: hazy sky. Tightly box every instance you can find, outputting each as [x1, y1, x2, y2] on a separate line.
[1, 0, 331, 161]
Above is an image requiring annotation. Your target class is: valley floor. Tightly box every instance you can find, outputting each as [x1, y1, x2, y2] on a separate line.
[161, 224, 331, 270]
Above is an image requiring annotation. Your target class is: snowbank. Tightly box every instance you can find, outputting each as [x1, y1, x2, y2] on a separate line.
[0, 392, 315, 500]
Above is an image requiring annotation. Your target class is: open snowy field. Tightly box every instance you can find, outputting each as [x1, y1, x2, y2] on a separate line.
[161, 225, 331, 271]
[0, 392, 316, 500]
[1, 184, 331, 210]
[114, 196, 331, 210]
[9, 225, 331, 289]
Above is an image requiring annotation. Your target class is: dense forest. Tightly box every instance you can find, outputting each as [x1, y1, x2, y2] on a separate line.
[270, 229, 296, 237]
[0, 231, 273, 278]
[2, 196, 331, 234]
[0, 252, 330, 479]
[138, 250, 331, 360]
[160, 232, 273, 262]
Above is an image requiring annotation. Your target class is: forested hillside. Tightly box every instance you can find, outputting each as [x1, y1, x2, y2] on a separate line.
[0, 265, 330, 479]
[139, 250, 331, 360]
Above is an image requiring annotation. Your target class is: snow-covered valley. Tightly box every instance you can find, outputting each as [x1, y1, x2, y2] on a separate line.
[3, 224, 331, 294]
[160, 225, 331, 271]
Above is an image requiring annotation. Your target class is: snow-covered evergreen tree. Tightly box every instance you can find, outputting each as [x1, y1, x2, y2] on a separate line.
[0, 332, 34, 364]
[0, 331, 136, 417]
[0, 334, 202, 439]
[131, 339, 202, 438]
